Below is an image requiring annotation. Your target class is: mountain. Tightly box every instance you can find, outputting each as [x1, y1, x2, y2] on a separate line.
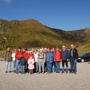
[0, 19, 90, 54]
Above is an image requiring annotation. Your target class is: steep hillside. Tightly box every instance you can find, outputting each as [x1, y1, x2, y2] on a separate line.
[0, 19, 90, 54]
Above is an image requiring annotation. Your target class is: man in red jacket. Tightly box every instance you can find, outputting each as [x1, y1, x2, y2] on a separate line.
[22, 49, 29, 61]
[15, 48, 22, 73]
[22, 49, 29, 72]
[54, 48, 61, 73]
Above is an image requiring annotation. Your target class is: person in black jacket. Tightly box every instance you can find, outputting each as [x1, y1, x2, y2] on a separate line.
[69, 44, 78, 73]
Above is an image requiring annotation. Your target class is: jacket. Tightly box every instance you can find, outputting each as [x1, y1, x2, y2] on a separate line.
[15, 51, 22, 60]
[28, 58, 35, 70]
[49, 51, 54, 62]
[12, 52, 16, 61]
[22, 51, 29, 61]
[69, 48, 78, 59]
[38, 52, 45, 62]
[54, 50, 61, 62]
[45, 52, 50, 62]
[61, 49, 69, 60]
[5, 51, 12, 61]
[34, 52, 39, 62]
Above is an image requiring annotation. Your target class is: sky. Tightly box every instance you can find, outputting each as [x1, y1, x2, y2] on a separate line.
[0, 0, 90, 31]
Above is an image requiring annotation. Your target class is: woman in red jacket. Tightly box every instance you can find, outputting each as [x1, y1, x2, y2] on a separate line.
[54, 48, 61, 73]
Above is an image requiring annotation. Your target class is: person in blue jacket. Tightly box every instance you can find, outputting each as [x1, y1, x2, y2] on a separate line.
[61, 45, 69, 73]
[45, 48, 54, 73]
[45, 48, 50, 72]
[49, 48, 54, 72]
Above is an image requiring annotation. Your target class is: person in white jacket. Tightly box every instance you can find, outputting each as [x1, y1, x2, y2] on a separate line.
[11, 49, 16, 71]
[28, 51, 35, 74]
[34, 49, 39, 72]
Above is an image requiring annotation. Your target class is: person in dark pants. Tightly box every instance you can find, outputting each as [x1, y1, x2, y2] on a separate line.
[61, 45, 69, 73]
[22, 48, 29, 73]
[69, 44, 78, 74]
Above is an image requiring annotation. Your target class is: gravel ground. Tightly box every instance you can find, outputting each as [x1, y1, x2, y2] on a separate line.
[0, 61, 90, 90]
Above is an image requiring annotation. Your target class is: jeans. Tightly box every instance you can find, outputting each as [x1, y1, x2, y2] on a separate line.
[47, 61, 50, 72]
[44, 61, 48, 72]
[51, 62, 55, 72]
[6, 61, 12, 72]
[70, 57, 77, 73]
[47, 61, 52, 72]
[35, 62, 39, 72]
[39, 62, 45, 73]
[15, 60, 20, 73]
[19, 65, 25, 73]
[55, 62, 60, 73]
[13, 60, 16, 70]
[62, 60, 68, 72]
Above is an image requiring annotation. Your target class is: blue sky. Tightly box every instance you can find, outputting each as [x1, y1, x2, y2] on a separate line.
[0, 0, 90, 31]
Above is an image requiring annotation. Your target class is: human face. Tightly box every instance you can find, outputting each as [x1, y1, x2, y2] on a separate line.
[62, 46, 66, 50]
[56, 48, 59, 51]
[71, 44, 75, 49]
[7, 48, 10, 51]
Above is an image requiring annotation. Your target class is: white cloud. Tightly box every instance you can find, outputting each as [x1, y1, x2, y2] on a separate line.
[3, 0, 13, 4]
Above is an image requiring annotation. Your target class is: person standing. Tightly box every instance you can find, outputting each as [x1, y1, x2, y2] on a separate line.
[15, 48, 22, 73]
[49, 48, 54, 72]
[38, 49, 45, 74]
[5, 48, 12, 73]
[11, 49, 16, 72]
[34, 49, 39, 73]
[61, 46, 69, 73]
[54, 48, 61, 73]
[22, 48, 29, 73]
[69, 44, 78, 74]
[45, 48, 50, 73]
[28, 51, 35, 74]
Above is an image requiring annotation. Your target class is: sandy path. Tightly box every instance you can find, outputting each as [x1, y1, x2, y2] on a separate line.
[0, 61, 90, 90]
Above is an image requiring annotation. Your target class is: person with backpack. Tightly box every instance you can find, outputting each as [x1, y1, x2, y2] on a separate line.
[22, 48, 29, 73]
[5, 48, 12, 73]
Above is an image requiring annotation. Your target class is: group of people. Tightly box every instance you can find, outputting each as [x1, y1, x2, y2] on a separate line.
[5, 44, 78, 74]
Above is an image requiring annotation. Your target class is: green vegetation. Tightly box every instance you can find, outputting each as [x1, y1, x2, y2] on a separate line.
[0, 19, 90, 54]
